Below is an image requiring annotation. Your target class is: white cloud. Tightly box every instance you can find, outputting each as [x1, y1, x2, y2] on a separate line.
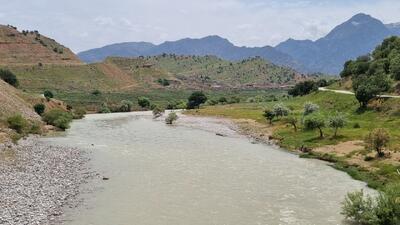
[0, 0, 399, 52]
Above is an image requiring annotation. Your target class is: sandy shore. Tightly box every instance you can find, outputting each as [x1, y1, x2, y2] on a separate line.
[0, 138, 90, 225]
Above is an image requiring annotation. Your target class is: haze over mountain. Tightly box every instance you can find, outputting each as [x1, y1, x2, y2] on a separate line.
[79, 13, 399, 75]
[78, 36, 305, 72]
[276, 13, 398, 74]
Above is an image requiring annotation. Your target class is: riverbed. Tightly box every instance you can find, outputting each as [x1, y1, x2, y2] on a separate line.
[43, 112, 370, 225]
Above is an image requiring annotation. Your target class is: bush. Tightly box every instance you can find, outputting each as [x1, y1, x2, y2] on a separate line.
[218, 97, 228, 104]
[34, 103, 46, 115]
[165, 112, 178, 124]
[304, 102, 319, 116]
[342, 183, 400, 225]
[187, 91, 207, 109]
[152, 105, 164, 118]
[42, 109, 73, 130]
[119, 100, 133, 112]
[365, 128, 390, 157]
[98, 103, 111, 114]
[157, 78, 170, 86]
[138, 97, 151, 109]
[43, 90, 54, 100]
[229, 96, 241, 104]
[353, 123, 361, 129]
[0, 69, 18, 87]
[7, 115, 28, 134]
[72, 107, 86, 119]
[272, 103, 290, 118]
[91, 90, 101, 96]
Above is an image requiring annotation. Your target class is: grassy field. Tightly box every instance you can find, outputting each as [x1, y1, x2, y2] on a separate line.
[188, 91, 400, 189]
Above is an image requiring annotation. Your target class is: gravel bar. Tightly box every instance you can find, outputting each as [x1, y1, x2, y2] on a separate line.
[0, 138, 90, 225]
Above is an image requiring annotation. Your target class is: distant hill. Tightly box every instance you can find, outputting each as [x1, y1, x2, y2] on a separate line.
[276, 13, 398, 74]
[79, 13, 400, 75]
[78, 36, 305, 72]
[0, 25, 82, 65]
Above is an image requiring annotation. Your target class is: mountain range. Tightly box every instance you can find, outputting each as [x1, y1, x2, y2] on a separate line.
[78, 13, 400, 75]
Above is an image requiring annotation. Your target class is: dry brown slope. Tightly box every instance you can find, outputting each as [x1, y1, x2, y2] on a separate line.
[0, 25, 82, 65]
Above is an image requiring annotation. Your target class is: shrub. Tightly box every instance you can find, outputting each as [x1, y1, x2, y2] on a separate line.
[34, 103, 46, 115]
[229, 96, 241, 104]
[43, 90, 54, 100]
[7, 115, 28, 134]
[365, 128, 390, 157]
[98, 103, 111, 114]
[328, 113, 347, 137]
[165, 112, 178, 124]
[72, 107, 86, 119]
[152, 105, 164, 118]
[353, 123, 361, 129]
[187, 91, 207, 109]
[218, 97, 228, 104]
[206, 99, 218, 106]
[304, 102, 319, 116]
[157, 78, 170, 86]
[138, 97, 151, 109]
[304, 114, 326, 138]
[273, 103, 290, 119]
[0, 69, 18, 87]
[119, 100, 133, 112]
[91, 90, 101, 96]
[42, 109, 73, 130]
[342, 183, 400, 225]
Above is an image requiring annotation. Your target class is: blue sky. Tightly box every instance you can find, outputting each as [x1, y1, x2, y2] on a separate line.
[1, 0, 399, 52]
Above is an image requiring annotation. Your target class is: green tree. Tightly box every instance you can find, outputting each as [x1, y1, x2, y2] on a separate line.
[328, 113, 347, 137]
[43, 90, 54, 100]
[286, 116, 298, 132]
[33, 103, 46, 115]
[288, 80, 318, 97]
[273, 103, 290, 119]
[354, 82, 380, 108]
[187, 91, 207, 109]
[389, 52, 400, 80]
[303, 102, 319, 116]
[263, 109, 275, 125]
[0, 69, 18, 87]
[138, 97, 151, 109]
[304, 114, 326, 138]
[152, 105, 164, 118]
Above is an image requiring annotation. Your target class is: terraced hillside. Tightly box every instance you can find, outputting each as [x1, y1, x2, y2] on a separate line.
[0, 25, 82, 65]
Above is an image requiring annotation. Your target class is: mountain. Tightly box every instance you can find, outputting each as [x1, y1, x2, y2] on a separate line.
[386, 23, 400, 35]
[276, 13, 397, 74]
[78, 36, 305, 72]
[0, 25, 82, 65]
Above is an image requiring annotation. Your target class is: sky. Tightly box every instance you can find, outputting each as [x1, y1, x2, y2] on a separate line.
[1, 0, 400, 53]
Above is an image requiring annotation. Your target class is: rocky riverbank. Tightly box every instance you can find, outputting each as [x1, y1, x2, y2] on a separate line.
[0, 138, 90, 225]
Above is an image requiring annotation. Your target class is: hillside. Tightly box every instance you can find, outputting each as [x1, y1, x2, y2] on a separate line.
[78, 36, 305, 72]
[276, 13, 398, 74]
[0, 25, 82, 65]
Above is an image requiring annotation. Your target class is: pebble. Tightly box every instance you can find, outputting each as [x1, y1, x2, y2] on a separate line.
[0, 138, 91, 225]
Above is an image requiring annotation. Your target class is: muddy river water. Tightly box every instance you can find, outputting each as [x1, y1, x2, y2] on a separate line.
[43, 112, 370, 225]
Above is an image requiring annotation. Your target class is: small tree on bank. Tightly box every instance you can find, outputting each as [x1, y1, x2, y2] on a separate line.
[165, 112, 178, 124]
[328, 113, 347, 137]
[187, 91, 207, 109]
[365, 128, 390, 157]
[304, 114, 326, 138]
[120, 100, 133, 112]
[286, 116, 298, 132]
[0, 69, 19, 87]
[43, 90, 54, 101]
[273, 103, 290, 119]
[263, 109, 275, 125]
[152, 105, 164, 118]
[34, 103, 46, 115]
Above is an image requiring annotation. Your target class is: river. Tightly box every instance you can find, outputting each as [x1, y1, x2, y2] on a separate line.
[43, 112, 370, 225]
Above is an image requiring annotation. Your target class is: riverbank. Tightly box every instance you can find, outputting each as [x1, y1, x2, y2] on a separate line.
[0, 137, 90, 225]
[184, 92, 400, 190]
